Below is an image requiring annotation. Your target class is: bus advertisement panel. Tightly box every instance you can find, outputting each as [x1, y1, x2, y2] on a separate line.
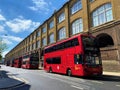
[44, 34, 102, 76]
[21, 53, 39, 69]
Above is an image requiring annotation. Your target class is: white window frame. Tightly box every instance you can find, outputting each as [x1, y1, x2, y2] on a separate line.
[92, 3, 113, 27]
[49, 20, 54, 29]
[58, 27, 66, 40]
[72, 18, 83, 35]
[32, 43, 36, 50]
[30, 36, 32, 41]
[71, 0, 82, 14]
[89, 0, 94, 2]
[42, 37, 46, 46]
[49, 33, 54, 43]
[33, 34, 36, 40]
[30, 45, 32, 51]
[36, 40, 40, 48]
[58, 12, 65, 23]
[37, 31, 40, 37]
[42, 27, 46, 33]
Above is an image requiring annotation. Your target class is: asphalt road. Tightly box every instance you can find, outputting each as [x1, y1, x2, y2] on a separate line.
[1, 65, 120, 90]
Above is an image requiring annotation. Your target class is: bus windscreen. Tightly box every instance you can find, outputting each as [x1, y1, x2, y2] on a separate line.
[82, 36, 102, 65]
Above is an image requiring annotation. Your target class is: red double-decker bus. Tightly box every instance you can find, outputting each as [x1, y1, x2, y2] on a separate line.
[44, 34, 102, 76]
[6, 61, 10, 66]
[10, 59, 14, 67]
[14, 57, 22, 68]
[21, 53, 39, 69]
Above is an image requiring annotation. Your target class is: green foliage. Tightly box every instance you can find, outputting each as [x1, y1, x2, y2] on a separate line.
[0, 54, 2, 61]
[0, 37, 7, 59]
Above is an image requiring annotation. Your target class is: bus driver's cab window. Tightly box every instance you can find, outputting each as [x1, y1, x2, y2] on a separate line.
[74, 54, 83, 64]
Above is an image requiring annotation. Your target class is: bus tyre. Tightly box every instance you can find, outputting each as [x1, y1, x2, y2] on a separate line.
[49, 67, 52, 73]
[67, 69, 72, 76]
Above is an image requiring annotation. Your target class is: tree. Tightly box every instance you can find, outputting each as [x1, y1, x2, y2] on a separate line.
[0, 37, 7, 61]
[0, 54, 2, 61]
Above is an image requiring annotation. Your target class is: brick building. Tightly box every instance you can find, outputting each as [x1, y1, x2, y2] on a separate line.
[5, 0, 120, 71]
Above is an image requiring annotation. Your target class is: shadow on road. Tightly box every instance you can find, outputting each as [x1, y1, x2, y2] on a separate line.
[82, 75, 120, 82]
[12, 84, 31, 90]
[0, 70, 31, 90]
[0, 70, 9, 78]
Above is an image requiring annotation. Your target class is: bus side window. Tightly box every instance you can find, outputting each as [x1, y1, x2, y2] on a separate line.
[74, 54, 83, 64]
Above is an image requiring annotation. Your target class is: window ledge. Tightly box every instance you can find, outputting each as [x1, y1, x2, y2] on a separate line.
[91, 20, 115, 31]
[71, 8, 83, 16]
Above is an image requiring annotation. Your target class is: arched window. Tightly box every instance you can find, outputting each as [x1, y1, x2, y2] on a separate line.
[49, 33, 54, 44]
[42, 37, 46, 46]
[71, 0, 82, 14]
[92, 3, 113, 27]
[36, 40, 40, 48]
[58, 12, 65, 23]
[58, 27, 66, 40]
[72, 18, 83, 35]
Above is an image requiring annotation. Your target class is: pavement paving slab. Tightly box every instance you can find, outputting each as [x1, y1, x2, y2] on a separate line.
[103, 71, 120, 77]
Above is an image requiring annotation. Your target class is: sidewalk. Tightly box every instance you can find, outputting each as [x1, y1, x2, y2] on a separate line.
[103, 71, 120, 77]
[0, 70, 25, 89]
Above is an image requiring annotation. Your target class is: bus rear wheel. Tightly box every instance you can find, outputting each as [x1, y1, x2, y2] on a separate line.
[49, 67, 52, 73]
[67, 69, 72, 76]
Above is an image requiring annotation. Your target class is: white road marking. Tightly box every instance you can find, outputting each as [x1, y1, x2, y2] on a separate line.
[20, 78, 30, 84]
[12, 76, 24, 82]
[39, 73, 90, 90]
[91, 80, 104, 84]
[116, 85, 120, 87]
[48, 73, 86, 83]
[71, 85, 84, 90]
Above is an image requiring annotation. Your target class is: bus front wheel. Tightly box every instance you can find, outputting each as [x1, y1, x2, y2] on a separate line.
[67, 69, 72, 76]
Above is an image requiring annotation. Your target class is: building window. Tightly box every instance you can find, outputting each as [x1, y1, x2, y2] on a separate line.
[32, 43, 36, 50]
[28, 45, 30, 51]
[58, 27, 66, 40]
[71, 0, 82, 14]
[27, 46, 29, 52]
[58, 12, 65, 23]
[33, 34, 36, 40]
[42, 27, 46, 33]
[36, 40, 40, 48]
[89, 0, 94, 2]
[42, 37, 47, 46]
[30, 45, 32, 51]
[92, 3, 113, 27]
[36, 31, 40, 37]
[30, 36, 32, 41]
[49, 20, 54, 29]
[49, 33, 54, 44]
[72, 18, 83, 35]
